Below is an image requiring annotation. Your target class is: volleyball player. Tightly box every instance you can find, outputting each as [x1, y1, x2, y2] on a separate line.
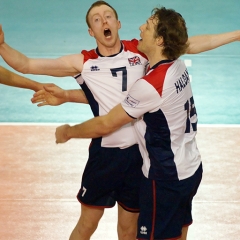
[1, 1, 240, 239]
[55, 7, 202, 240]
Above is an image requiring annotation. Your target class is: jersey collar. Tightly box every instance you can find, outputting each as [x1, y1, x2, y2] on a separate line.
[150, 59, 175, 70]
[96, 43, 123, 57]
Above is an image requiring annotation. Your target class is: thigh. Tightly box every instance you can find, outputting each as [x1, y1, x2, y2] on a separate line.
[118, 204, 139, 229]
[116, 144, 143, 212]
[77, 146, 121, 207]
[79, 204, 104, 226]
[137, 164, 203, 239]
[78, 144, 142, 209]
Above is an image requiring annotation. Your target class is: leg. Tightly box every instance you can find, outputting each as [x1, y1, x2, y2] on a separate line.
[179, 226, 188, 240]
[69, 204, 104, 240]
[117, 204, 139, 240]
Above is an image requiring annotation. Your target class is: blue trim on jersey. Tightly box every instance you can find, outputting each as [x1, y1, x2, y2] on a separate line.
[96, 43, 123, 57]
[79, 82, 100, 117]
[144, 109, 178, 180]
[150, 59, 174, 70]
[125, 111, 137, 119]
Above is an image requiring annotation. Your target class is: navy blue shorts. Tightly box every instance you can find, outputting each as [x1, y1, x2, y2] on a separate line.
[77, 138, 143, 212]
[137, 163, 203, 239]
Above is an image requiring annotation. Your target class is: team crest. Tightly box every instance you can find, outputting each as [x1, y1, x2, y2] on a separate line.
[128, 56, 142, 66]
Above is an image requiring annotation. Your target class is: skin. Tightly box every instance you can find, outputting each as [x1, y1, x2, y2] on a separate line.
[87, 5, 122, 55]
[0, 5, 138, 240]
[1, 3, 240, 240]
[0, 65, 43, 91]
[54, 15, 193, 240]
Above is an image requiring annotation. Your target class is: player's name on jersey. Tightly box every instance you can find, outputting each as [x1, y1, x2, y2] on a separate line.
[174, 69, 190, 94]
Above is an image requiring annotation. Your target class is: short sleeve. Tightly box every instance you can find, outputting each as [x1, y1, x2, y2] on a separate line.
[121, 79, 161, 118]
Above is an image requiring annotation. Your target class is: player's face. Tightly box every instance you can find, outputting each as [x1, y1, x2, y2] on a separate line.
[138, 17, 158, 55]
[87, 5, 121, 48]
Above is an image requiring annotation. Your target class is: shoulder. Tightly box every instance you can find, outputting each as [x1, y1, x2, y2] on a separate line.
[81, 49, 99, 62]
[122, 39, 147, 59]
[142, 60, 177, 96]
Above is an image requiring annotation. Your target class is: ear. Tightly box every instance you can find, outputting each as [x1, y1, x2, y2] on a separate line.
[117, 20, 121, 30]
[156, 36, 164, 46]
[88, 28, 94, 37]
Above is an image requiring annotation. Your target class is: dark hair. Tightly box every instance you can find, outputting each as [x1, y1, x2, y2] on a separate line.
[152, 7, 189, 59]
[86, 1, 118, 28]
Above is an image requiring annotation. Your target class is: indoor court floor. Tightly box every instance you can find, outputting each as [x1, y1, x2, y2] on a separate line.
[0, 0, 240, 239]
[0, 124, 239, 240]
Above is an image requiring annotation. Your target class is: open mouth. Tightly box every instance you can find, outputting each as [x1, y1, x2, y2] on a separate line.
[104, 28, 112, 38]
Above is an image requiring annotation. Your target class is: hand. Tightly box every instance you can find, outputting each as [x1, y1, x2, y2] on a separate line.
[0, 24, 4, 46]
[55, 124, 71, 144]
[31, 83, 67, 107]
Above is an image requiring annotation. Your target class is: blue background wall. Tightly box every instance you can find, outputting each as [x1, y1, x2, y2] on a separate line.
[0, 0, 239, 123]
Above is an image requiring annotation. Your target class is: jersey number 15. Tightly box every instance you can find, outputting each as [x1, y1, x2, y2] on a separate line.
[184, 96, 197, 133]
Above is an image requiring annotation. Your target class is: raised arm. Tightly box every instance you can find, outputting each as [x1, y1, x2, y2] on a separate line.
[0, 25, 83, 77]
[31, 85, 89, 107]
[186, 30, 240, 54]
[0, 65, 43, 91]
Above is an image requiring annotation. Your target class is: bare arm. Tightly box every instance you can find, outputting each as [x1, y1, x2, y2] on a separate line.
[186, 30, 240, 54]
[0, 66, 43, 91]
[55, 104, 133, 143]
[31, 85, 89, 106]
[0, 25, 83, 77]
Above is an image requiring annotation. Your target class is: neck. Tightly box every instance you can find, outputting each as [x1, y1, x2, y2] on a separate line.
[147, 52, 168, 68]
[145, 49, 168, 67]
[96, 39, 122, 56]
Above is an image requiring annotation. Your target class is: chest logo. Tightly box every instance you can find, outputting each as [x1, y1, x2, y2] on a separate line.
[90, 66, 100, 71]
[128, 56, 142, 66]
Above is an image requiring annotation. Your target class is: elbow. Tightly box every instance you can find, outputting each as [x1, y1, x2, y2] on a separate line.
[185, 45, 198, 55]
[16, 57, 32, 74]
[16, 64, 30, 74]
[98, 124, 115, 136]
[19, 68, 28, 74]
[98, 119, 119, 136]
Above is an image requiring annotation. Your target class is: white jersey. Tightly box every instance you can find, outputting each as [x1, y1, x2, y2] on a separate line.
[75, 39, 148, 148]
[122, 59, 201, 180]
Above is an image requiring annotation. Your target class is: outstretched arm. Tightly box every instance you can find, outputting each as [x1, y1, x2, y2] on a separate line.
[31, 85, 89, 106]
[0, 25, 83, 77]
[0, 65, 43, 91]
[186, 30, 240, 54]
[55, 104, 133, 143]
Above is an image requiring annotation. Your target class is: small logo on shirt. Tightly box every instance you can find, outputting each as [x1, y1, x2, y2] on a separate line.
[128, 56, 142, 66]
[90, 66, 100, 71]
[140, 226, 147, 235]
[124, 94, 139, 108]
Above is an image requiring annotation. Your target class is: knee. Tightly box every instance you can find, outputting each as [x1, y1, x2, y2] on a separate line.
[118, 221, 137, 240]
[78, 216, 99, 233]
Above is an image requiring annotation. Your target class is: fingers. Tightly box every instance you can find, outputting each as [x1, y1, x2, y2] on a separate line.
[37, 102, 49, 107]
[31, 94, 47, 104]
[55, 124, 70, 144]
[31, 92, 50, 107]
[0, 24, 4, 45]
[33, 89, 45, 97]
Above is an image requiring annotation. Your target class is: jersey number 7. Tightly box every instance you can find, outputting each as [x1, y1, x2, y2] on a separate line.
[110, 67, 127, 92]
